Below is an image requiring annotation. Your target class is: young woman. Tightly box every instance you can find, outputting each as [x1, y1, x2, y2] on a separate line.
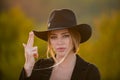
[19, 9, 100, 80]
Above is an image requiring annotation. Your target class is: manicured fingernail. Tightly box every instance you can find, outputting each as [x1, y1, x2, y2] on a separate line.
[34, 54, 38, 59]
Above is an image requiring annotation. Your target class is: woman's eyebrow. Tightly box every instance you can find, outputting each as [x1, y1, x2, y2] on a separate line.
[61, 32, 69, 35]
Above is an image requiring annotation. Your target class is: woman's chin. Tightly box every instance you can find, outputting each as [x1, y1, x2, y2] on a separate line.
[56, 51, 66, 57]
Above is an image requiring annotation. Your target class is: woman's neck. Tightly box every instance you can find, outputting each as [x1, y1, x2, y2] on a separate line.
[56, 52, 76, 67]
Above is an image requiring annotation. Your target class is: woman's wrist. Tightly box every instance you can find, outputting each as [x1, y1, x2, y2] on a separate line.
[24, 63, 34, 77]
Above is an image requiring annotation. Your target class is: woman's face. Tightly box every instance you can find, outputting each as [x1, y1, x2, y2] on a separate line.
[49, 29, 74, 57]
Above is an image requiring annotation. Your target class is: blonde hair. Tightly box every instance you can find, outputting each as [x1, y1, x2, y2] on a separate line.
[47, 28, 81, 63]
[68, 27, 81, 53]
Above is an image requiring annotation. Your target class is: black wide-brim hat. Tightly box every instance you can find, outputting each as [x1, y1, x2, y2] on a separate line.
[33, 9, 92, 43]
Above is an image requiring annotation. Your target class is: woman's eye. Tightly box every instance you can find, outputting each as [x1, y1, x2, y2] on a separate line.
[63, 35, 70, 38]
[50, 36, 57, 39]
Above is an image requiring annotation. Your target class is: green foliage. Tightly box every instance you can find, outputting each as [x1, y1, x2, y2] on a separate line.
[93, 11, 120, 80]
[0, 7, 47, 80]
[79, 10, 120, 80]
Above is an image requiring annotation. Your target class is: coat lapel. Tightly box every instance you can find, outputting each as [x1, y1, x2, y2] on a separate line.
[71, 54, 90, 80]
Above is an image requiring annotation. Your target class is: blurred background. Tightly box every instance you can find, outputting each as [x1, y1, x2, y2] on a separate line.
[0, 0, 120, 80]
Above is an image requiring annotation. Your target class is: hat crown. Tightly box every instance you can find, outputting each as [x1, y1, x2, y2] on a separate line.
[48, 9, 77, 30]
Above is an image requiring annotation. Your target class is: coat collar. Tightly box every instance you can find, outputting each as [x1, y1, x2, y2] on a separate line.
[43, 54, 89, 80]
[71, 54, 89, 80]
[49, 54, 89, 80]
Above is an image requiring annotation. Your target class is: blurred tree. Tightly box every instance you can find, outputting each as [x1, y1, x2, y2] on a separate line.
[92, 10, 120, 80]
[0, 7, 35, 80]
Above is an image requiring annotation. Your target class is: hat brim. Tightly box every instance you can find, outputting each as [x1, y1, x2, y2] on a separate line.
[33, 24, 92, 43]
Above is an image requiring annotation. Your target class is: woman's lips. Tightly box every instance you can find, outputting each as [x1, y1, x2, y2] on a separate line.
[56, 48, 66, 52]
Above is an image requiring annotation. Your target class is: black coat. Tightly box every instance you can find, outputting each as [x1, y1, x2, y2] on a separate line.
[19, 54, 100, 80]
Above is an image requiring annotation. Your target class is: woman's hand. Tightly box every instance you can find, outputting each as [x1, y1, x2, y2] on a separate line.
[23, 31, 38, 77]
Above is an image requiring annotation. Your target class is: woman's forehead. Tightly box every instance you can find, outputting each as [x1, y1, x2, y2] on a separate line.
[50, 29, 69, 34]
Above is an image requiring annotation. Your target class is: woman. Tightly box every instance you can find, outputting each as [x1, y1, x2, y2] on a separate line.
[19, 9, 100, 80]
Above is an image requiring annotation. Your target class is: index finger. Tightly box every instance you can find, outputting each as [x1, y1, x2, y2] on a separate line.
[27, 31, 34, 47]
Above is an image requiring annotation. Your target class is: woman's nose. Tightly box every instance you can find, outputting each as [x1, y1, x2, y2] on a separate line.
[57, 38, 64, 45]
